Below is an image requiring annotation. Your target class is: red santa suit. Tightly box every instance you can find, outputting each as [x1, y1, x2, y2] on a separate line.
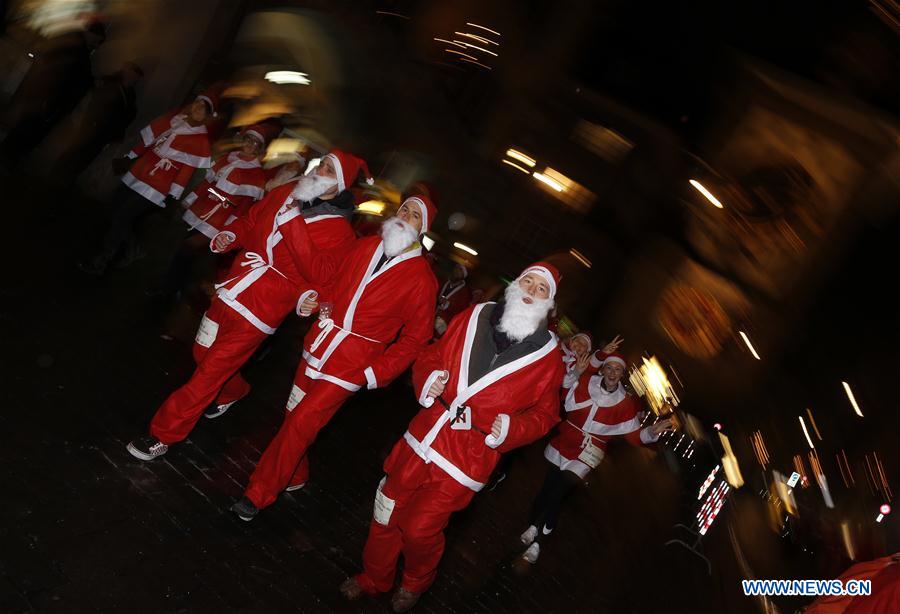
[122, 111, 212, 205]
[181, 151, 266, 239]
[354, 299, 564, 595]
[545, 366, 659, 479]
[147, 181, 357, 445]
[244, 199, 440, 507]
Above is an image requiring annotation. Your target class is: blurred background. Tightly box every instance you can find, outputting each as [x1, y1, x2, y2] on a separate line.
[1, 0, 898, 612]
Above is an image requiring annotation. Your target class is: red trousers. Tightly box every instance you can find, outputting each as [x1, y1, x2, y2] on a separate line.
[244, 361, 355, 508]
[354, 444, 476, 595]
[150, 298, 267, 444]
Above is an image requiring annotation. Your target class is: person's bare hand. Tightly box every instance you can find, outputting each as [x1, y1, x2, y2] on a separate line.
[649, 417, 675, 438]
[601, 334, 624, 355]
[491, 416, 503, 438]
[212, 232, 234, 252]
[428, 370, 449, 398]
[299, 292, 319, 317]
[573, 353, 591, 376]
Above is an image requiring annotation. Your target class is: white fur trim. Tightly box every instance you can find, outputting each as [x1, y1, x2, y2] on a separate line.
[169, 184, 185, 199]
[403, 431, 486, 492]
[570, 333, 592, 353]
[364, 366, 378, 390]
[640, 426, 660, 444]
[126, 151, 138, 159]
[121, 172, 166, 206]
[209, 231, 236, 253]
[543, 444, 591, 479]
[589, 351, 604, 369]
[304, 365, 361, 392]
[196, 94, 216, 115]
[323, 153, 344, 192]
[519, 265, 556, 298]
[244, 129, 264, 144]
[604, 355, 626, 368]
[295, 289, 318, 317]
[484, 413, 510, 449]
[418, 370, 444, 408]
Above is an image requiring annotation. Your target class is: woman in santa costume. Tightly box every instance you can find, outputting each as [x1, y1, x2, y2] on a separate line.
[79, 89, 219, 275]
[230, 195, 440, 520]
[561, 332, 624, 389]
[517, 351, 674, 565]
[151, 123, 274, 298]
[126, 150, 371, 461]
[433, 262, 472, 338]
[339, 263, 565, 613]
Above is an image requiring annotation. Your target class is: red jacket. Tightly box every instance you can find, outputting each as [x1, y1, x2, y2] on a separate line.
[545, 370, 656, 478]
[391, 303, 564, 492]
[123, 111, 211, 206]
[212, 183, 355, 334]
[300, 236, 437, 392]
[182, 152, 266, 239]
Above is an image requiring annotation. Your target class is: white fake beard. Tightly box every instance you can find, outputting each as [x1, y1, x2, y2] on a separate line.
[381, 217, 419, 258]
[291, 174, 338, 202]
[498, 282, 554, 342]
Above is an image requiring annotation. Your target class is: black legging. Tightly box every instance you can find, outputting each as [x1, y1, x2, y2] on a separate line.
[528, 465, 583, 539]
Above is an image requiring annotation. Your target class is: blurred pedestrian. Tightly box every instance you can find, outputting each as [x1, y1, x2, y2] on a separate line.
[264, 151, 307, 191]
[50, 61, 142, 185]
[231, 195, 439, 521]
[78, 90, 217, 275]
[340, 263, 564, 613]
[125, 150, 368, 462]
[151, 123, 273, 298]
[517, 351, 673, 565]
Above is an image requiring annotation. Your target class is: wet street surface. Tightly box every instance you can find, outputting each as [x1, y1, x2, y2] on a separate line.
[2, 179, 755, 613]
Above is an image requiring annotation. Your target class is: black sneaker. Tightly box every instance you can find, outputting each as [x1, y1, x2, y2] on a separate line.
[204, 400, 237, 419]
[231, 497, 259, 522]
[487, 471, 507, 492]
[126, 436, 168, 461]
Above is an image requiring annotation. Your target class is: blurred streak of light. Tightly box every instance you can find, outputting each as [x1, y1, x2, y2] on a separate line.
[629, 356, 680, 415]
[719, 432, 745, 489]
[873, 452, 893, 501]
[265, 71, 311, 85]
[841, 449, 855, 485]
[881, 503, 892, 514]
[434, 38, 465, 48]
[533, 172, 564, 192]
[793, 455, 810, 489]
[452, 38, 499, 56]
[837, 453, 851, 488]
[305, 158, 322, 173]
[799, 415, 815, 449]
[501, 159, 530, 174]
[698, 482, 729, 535]
[698, 465, 720, 500]
[458, 57, 493, 70]
[840, 521, 857, 560]
[805, 408, 823, 441]
[773, 470, 798, 516]
[682, 413, 706, 441]
[750, 430, 770, 468]
[544, 168, 575, 191]
[869, 1, 900, 32]
[375, 10, 410, 19]
[264, 138, 304, 162]
[453, 242, 478, 256]
[569, 248, 592, 268]
[421, 235, 435, 251]
[673, 433, 686, 451]
[466, 22, 501, 36]
[810, 449, 835, 508]
[453, 32, 498, 46]
[689, 179, 725, 209]
[668, 363, 684, 388]
[842, 381, 864, 417]
[506, 149, 536, 167]
[445, 49, 479, 62]
[356, 200, 386, 216]
[738, 331, 761, 360]
[876, 513, 885, 522]
[864, 454, 878, 496]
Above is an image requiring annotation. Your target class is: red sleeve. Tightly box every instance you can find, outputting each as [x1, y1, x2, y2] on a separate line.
[128, 111, 176, 158]
[281, 217, 357, 287]
[412, 306, 475, 405]
[217, 191, 274, 252]
[622, 397, 653, 447]
[492, 358, 564, 454]
[365, 270, 437, 389]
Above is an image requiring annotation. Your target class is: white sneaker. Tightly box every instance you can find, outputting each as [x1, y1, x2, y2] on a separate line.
[520, 525, 538, 545]
[204, 400, 237, 419]
[285, 482, 306, 492]
[522, 542, 541, 564]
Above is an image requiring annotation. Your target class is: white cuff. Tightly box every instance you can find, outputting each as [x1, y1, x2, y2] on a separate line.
[364, 366, 377, 390]
[205, 169, 216, 182]
[169, 184, 185, 199]
[484, 413, 510, 449]
[140, 125, 154, 146]
[590, 351, 604, 369]
[295, 289, 317, 317]
[126, 151, 138, 159]
[640, 426, 660, 444]
[210, 231, 236, 253]
[418, 370, 444, 408]
[562, 368, 580, 390]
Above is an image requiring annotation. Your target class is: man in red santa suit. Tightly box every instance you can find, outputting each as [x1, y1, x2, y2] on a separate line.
[230, 195, 440, 520]
[79, 91, 217, 275]
[433, 262, 471, 338]
[125, 150, 371, 461]
[517, 351, 674, 564]
[339, 263, 565, 613]
[152, 124, 274, 298]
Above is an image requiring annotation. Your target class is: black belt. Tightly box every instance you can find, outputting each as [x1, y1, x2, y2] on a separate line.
[436, 395, 487, 435]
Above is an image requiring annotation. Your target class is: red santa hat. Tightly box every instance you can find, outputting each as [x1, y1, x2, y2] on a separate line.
[569, 331, 592, 352]
[194, 82, 227, 117]
[518, 261, 561, 299]
[241, 122, 279, 147]
[602, 351, 627, 369]
[402, 195, 438, 234]
[324, 149, 374, 193]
